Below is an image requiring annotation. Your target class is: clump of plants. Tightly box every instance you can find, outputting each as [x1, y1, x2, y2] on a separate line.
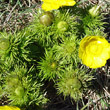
[0, 0, 110, 110]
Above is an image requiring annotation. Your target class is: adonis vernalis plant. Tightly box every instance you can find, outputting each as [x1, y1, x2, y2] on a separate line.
[0, 1, 110, 110]
[2, 65, 47, 108]
[57, 66, 93, 101]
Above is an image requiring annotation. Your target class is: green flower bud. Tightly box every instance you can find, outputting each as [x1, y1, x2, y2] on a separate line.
[89, 5, 100, 17]
[0, 38, 9, 51]
[40, 11, 54, 26]
[7, 75, 19, 88]
[15, 86, 24, 96]
[57, 21, 68, 32]
[67, 78, 81, 90]
[51, 62, 57, 69]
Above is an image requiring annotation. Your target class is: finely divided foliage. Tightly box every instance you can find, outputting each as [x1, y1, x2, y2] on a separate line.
[0, 0, 110, 110]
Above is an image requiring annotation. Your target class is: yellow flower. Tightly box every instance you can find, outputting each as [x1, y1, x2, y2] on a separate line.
[79, 36, 110, 68]
[0, 106, 20, 110]
[41, 0, 76, 11]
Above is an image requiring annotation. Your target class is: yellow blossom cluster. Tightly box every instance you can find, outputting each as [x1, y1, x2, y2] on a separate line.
[41, 0, 76, 11]
[0, 106, 20, 110]
[79, 36, 110, 68]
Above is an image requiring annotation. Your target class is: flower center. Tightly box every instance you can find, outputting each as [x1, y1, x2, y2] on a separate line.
[90, 44, 98, 52]
[87, 41, 102, 56]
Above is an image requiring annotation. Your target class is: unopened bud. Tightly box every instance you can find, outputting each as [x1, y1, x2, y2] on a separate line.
[89, 5, 100, 17]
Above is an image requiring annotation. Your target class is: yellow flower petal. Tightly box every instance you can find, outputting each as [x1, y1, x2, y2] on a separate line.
[41, 2, 60, 11]
[0, 106, 20, 110]
[41, 0, 76, 11]
[59, 0, 76, 6]
[79, 36, 110, 68]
